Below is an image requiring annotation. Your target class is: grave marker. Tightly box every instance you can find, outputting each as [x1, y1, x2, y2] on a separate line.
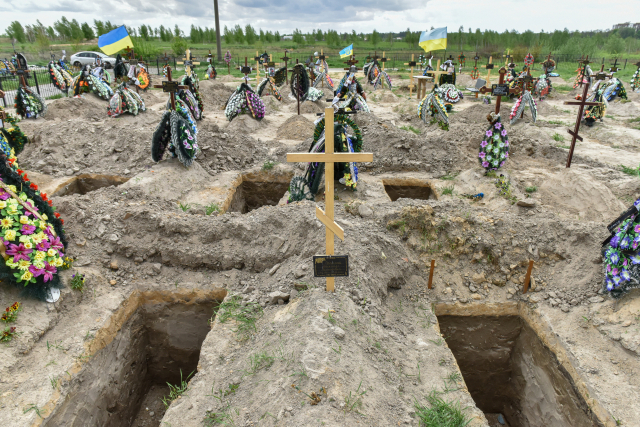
[286, 107, 373, 292]
[280, 50, 291, 84]
[404, 54, 417, 96]
[609, 58, 620, 73]
[458, 52, 466, 68]
[177, 49, 200, 78]
[523, 260, 534, 293]
[239, 57, 252, 84]
[254, 51, 261, 81]
[479, 67, 521, 114]
[428, 260, 435, 289]
[153, 66, 188, 111]
[563, 63, 608, 168]
[471, 52, 480, 79]
[485, 56, 494, 85]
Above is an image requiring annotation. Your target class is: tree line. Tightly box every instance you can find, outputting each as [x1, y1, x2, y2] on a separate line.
[5, 17, 640, 57]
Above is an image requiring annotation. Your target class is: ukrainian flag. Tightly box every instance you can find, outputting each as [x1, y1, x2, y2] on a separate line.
[98, 26, 134, 56]
[419, 27, 447, 52]
[339, 44, 354, 58]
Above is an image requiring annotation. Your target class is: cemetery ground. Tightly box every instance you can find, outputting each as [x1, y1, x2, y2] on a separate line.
[0, 68, 640, 427]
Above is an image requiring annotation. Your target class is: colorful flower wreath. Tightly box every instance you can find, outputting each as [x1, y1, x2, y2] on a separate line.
[631, 67, 640, 93]
[509, 90, 537, 124]
[478, 114, 509, 171]
[224, 83, 265, 122]
[151, 98, 198, 168]
[14, 87, 46, 119]
[418, 90, 449, 130]
[603, 198, 640, 298]
[524, 54, 534, 66]
[108, 83, 146, 117]
[257, 77, 283, 101]
[0, 107, 28, 155]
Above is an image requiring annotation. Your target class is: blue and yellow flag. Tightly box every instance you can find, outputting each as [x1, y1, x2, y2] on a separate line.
[419, 27, 447, 52]
[98, 26, 134, 56]
[339, 44, 354, 58]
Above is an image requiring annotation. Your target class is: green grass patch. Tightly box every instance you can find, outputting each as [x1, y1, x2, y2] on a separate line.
[414, 391, 471, 427]
[216, 295, 263, 341]
[262, 160, 277, 170]
[161, 370, 193, 409]
[441, 172, 459, 181]
[553, 84, 573, 94]
[46, 94, 64, 100]
[441, 185, 455, 196]
[525, 186, 538, 194]
[620, 164, 640, 177]
[552, 133, 565, 142]
[205, 203, 220, 215]
[547, 120, 564, 125]
[400, 125, 421, 134]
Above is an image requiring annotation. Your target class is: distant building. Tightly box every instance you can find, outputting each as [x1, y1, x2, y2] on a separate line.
[613, 22, 630, 29]
[282, 35, 292, 40]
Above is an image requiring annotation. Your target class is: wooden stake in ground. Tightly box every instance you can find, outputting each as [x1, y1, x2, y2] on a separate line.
[470, 52, 480, 79]
[523, 260, 534, 293]
[503, 49, 511, 67]
[426, 60, 448, 86]
[428, 260, 435, 289]
[286, 108, 374, 292]
[485, 56, 494, 85]
[239, 57, 252, 85]
[564, 63, 609, 168]
[254, 51, 261, 81]
[177, 49, 200, 78]
[479, 67, 521, 113]
[403, 54, 417, 97]
[152, 66, 188, 111]
[381, 51, 388, 71]
[280, 50, 291, 84]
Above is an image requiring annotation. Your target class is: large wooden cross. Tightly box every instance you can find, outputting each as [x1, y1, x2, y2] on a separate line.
[207, 50, 215, 64]
[343, 54, 360, 71]
[239, 57, 252, 84]
[563, 64, 609, 168]
[160, 52, 171, 66]
[178, 49, 200, 77]
[479, 67, 521, 114]
[404, 54, 417, 96]
[503, 49, 511, 66]
[153, 66, 187, 111]
[286, 107, 374, 292]
[281, 50, 291, 84]
[485, 56, 494, 85]
[253, 51, 262, 81]
[426, 60, 448, 88]
[315, 49, 330, 87]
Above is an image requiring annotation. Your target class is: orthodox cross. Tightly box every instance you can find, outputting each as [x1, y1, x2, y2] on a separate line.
[286, 107, 374, 292]
[458, 52, 466, 67]
[471, 52, 480, 79]
[445, 54, 456, 64]
[503, 49, 511, 66]
[609, 58, 620, 74]
[280, 50, 291, 84]
[160, 52, 171, 66]
[485, 56, 494, 85]
[316, 49, 330, 70]
[343, 54, 360, 71]
[563, 64, 609, 168]
[207, 50, 215, 64]
[239, 57, 252, 84]
[479, 67, 520, 114]
[253, 51, 262, 81]
[153, 66, 188, 111]
[177, 49, 200, 77]
[403, 54, 417, 96]
[13, 54, 30, 90]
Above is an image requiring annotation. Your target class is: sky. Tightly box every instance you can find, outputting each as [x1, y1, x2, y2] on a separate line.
[0, 0, 638, 37]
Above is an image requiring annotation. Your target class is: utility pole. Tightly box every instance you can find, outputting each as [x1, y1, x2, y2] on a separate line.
[213, 0, 222, 61]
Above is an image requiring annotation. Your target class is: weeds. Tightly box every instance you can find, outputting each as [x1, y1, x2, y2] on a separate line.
[400, 125, 421, 134]
[441, 172, 459, 181]
[494, 175, 517, 204]
[325, 309, 337, 325]
[216, 295, 263, 341]
[1, 326, 18, 343]
[46, 340, 64, 351]
[552, 133, 565, 142]
[428, 337, 444, 346]
[204, 403, 238, 426]
[70, 273, 85, 292]
[178, 202, 191, 212]
[620, 163, 640, 177]
[525, 186, 537, 194]
[343, 381, 367, 413]
[547, 120, 564, 125]
[262, 160, 276, 170]
[246, 352, 275, 375]
[49, 375, 59, 389]
[414, 391, 471, 427]
[441, 184, 455, 196]
[23, 404, 43, 418]
[46, 94, 64, 100]
[205, 203, 220, 215]
[161, 370, 193, 409]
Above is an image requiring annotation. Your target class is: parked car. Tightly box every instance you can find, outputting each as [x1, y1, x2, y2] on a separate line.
[70, 51, 116, 69]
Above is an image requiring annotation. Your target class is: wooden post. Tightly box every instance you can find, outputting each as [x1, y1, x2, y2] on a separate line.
[479, 67, 521, 114]
[152, 66, 188, 111]
[503, 49, 511, 66]
[239, 57, 251, 85]
[281, 50, 291, 84]
[486, 56, 494, 85]
[471, 52, 480, 79]
[286, 108, 374, 292]
[403, 54, 416, 97]
[564, 62, 608, 168]
[254, 51, 261, 81]
[523, 260, 534, 294]
[428, 260, 435, 289]
[177, 49, 200, 78]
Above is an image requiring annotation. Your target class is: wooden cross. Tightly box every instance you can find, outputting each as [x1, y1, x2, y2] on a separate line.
[124, 46, 135, 61]
[207, 50, 215, 64]
[286, 107, 374, 292]
[239, 57, 252, 84]
[254, 51, 261, 81]
[381, 51, 388, 71]
[485, 56, 494, 85]
[281, 50, 291, 84]
[153, 66, 187, 111]
[177, 49, 200, 77]
[13, 54, 30, 89]
[471, 52, 480, 79]
[563, 64, 608, 168]
[458, 52, 466, 68]
[343, 54, 360, 71]
[160, 52, 171, 66]
[503, 49, 511, 66]
[445, 54, 456, 65]
[316, 49, 330, 70]
[426, 60, 448, 87]
[479, 67, 521, 114]
[609, 58, 620, 73]
[403, 54, 417, 96]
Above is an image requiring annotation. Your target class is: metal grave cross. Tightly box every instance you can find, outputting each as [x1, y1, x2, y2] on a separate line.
[485, 56, 494, 84]
[286, 107, 374, 292]
[280, 50, 291, 84]
[471, 52, 480, 79]
[458, 52, 466, 68]
[404, 54, 417, 96]
[479, 67, 521, 113]
[239, 57, 252, 84]
[563, 64, 609, 168]
[160, 52, 172, 66]
[153, 66, 188, 111]
[177, 49, 200, 77]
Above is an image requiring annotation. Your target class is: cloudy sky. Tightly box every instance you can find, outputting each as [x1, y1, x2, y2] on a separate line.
[0, 0, 637, 36]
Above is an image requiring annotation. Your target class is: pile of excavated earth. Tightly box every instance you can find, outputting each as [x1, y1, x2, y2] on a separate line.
[1, 68, 640, 427]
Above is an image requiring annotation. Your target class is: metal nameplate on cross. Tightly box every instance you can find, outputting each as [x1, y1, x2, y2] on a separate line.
[479, 67, 520, 113]
[153, 66, 187, 111]
[609, 58, 620, 73]
[286, 108, 373, 291]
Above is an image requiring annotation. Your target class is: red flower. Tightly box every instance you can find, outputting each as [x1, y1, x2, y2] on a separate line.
[23, 174, 28, 181]
[47, 200, 53, 206]
[16, 169, 22, 175]
[54, 212, 60, 218]
[41, 193, 48, 201]
[60, 219, 64, 225]
[29, 183, 37, 190]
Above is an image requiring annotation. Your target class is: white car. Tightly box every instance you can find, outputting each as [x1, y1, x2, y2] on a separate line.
[70, 51, 116, 69]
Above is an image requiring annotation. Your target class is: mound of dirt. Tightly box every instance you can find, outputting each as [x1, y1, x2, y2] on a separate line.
[199, 81, 236, 108]
[215, 74, 238, 82]
[290, 100, 324, 114]
[225, 114, 266, 133]
[276, 114, 315, 141]
[44, 96, 108, 122]
[607, 100, 640, 117]
[262, 96, 284, 114]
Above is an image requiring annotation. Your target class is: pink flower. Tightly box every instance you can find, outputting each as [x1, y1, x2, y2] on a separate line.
[6, 243, 32, 263]
[29, 265, 44, 277]
[480, 140, 488, 147]
[21, 224, 36, 235]
[485, 130, 493, 137]
[42, 262, 56, 283]
[501, 129, 508, 137]
[482, 161, 489, 168]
